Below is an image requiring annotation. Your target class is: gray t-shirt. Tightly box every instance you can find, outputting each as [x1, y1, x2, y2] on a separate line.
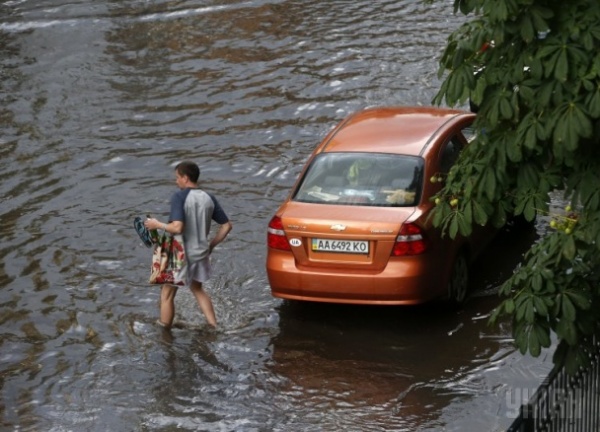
[169, 188, 229, 263]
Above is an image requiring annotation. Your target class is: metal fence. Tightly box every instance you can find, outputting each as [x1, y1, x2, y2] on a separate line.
[507, 340, 600, 432]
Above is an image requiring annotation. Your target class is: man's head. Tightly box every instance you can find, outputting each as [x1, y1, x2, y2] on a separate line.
[175, 161, 200, 188]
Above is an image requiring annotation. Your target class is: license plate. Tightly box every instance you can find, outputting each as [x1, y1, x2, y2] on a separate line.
[311, 238, 369, 254]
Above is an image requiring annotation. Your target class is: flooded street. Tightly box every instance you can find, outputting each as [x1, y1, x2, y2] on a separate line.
[1, 1, 554, 430]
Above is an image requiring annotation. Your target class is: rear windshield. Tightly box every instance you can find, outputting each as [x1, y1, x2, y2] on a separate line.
[293, 152, 424, 207]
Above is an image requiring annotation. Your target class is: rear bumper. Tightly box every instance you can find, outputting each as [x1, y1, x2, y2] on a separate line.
[266, 250, 446, 305]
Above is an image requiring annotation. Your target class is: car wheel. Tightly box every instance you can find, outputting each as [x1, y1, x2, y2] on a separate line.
[448, 253, 469, 305]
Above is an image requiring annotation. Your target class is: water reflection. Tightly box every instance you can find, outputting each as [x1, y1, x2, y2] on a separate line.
[271, 300, 510, 430]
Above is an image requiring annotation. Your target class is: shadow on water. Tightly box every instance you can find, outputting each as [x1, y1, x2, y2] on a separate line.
[470, 218, 541, 297]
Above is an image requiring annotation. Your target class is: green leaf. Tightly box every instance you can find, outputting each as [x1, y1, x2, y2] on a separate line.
[458, 213, 472, 237]
[488, 305, 503, 325]
[524, 120, 537, 150]
[471, 75, 486, 107]
[561, 295, 576, 322]
[451, 48, 465, 71]
[556, 318, 577, 345]
[586, 87, 600, 117]
[538, 37, 564, 79]
[541, 268, 554, 280]
[484, 169, 496, 200]
[525, 300, 535, 323]
[531, 6, 551, 32]
[566, 291, 591, 310]
[499, 96, 514, 120]
[464, 201, 473, 225]
[449, 214, 459, 239]
[490, 202, 507, 228]
[552, 340, 568, 367]
[555, 48, 569, 81]
[489, 0, 509, 22]
[434, 78, 449, 104]
[524, 197, 537, 222]
[431, 202, 445, 227]
[514, 322, 528, 354]
[499, 279, 513, 296]
[472, 200, 488, 226]
[535, 115, 549, 140]
[520, 15, 535, 42]
[562, 235, 576, 261]
[518, 84, 535, 106]
[528, 325, 541, 356]
[552, 102, 590, 152]
[533, 296, 549, 316]
[572, 103, 593, 138]
[506, 138, 522, 162]
[587, 190, 600, 211]
[538, 81, 556, 108]
[546, 279, 557, 294]
[537, 41, 561, 60]
[505, 298, 515, 314]
[487, 99, 500, 126]
[517, 164, 539, 189]
[534, 322, 551, 348]
[516, 297, 528, 321]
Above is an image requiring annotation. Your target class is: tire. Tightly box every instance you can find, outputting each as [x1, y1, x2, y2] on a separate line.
[448, 253, 469, 305]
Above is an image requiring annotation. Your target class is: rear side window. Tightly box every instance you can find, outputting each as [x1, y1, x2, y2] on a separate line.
[439, 137, 463, 173]
[461, 126, 477, 143]
[293, 152, 424, 207]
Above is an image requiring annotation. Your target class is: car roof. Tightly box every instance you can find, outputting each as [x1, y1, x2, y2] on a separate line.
[320, 106, 474, 156]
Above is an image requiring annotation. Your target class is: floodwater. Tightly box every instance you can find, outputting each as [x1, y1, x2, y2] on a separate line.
[0, 1, 555, 431]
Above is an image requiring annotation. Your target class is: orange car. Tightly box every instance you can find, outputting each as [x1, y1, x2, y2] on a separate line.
[266, 106, 494, 305]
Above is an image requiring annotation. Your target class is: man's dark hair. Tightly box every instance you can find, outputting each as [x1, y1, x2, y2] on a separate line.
[175, 161, 200, 183]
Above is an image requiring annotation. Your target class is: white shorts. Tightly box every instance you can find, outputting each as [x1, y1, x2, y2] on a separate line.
[187, 257, 211, 284]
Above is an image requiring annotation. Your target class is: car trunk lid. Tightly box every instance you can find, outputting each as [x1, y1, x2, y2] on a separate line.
[279, 202, 418, 271]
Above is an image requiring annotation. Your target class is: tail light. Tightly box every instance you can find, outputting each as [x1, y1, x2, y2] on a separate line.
[267, 216, 291, 251]
[391, 223, 427, 256]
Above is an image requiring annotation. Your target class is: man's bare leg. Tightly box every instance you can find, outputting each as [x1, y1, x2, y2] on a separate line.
[159, 284, 178, 328]
[189, 280, 217, 327]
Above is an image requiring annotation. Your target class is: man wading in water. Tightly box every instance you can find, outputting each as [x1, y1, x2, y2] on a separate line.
[145, 161, 232, 329]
